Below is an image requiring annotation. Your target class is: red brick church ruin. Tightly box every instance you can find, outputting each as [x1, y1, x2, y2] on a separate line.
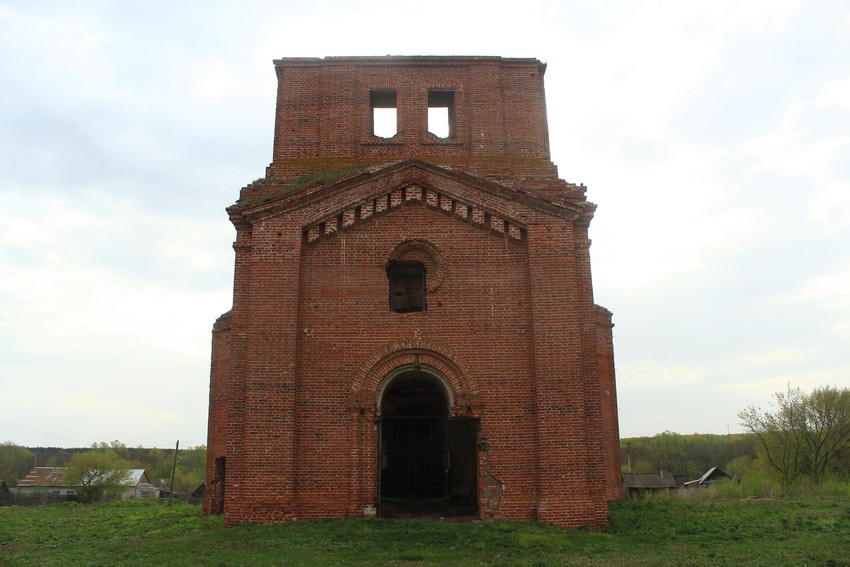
[204, 56, 623, 528]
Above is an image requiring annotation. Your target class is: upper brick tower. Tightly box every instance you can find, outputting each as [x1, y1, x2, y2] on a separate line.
[206, 56, 623, 529]
[240, 56, 584, 202]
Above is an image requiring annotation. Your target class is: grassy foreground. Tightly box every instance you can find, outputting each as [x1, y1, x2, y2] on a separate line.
[1, 497, 849, 566]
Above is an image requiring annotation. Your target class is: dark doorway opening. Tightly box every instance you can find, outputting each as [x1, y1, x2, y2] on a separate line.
[210, 457, 225, 515]
[378, 370, 478, 518]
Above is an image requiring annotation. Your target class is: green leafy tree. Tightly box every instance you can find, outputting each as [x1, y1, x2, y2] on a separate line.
[739, 384, 850, 485]
[91, 441, 130, 461]
[632, 459, 655, 474]
[172, 445, 207, 494]
[800, 386, 850, 483]
[621, 433, 758, 480]
[652, 431, 686, 474]
[0, 442, 33, 485]
[61, 449, 132, 503]
[739, 386, 807, 486]
[724, 455, 753, 479]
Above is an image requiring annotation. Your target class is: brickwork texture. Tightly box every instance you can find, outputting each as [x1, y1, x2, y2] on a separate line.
[205, 56, 624, 529]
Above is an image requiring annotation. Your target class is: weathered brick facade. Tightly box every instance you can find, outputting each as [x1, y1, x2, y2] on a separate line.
[205, 56, 623, 529]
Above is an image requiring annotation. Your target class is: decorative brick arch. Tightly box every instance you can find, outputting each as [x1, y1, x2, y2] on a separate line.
[352, 339, 481, 418]
[387, 239, 446, 293]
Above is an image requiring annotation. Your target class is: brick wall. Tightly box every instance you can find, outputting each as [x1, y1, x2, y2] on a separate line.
[205, 56, 622, 529]
[242, 56, 577, 201]
[596, 306, 626, 501]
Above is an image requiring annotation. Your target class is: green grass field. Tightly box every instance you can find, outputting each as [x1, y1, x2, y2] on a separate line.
[1, 496, 848, 566]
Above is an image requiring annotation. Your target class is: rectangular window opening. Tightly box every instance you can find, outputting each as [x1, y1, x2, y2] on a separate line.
[428, 90, 455, 139]
[371, 90, 397, 138]
[387, 261, 426, 313]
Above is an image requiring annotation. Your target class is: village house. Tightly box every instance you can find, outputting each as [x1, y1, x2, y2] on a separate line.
[621, 472, 678, 498]
[682, 467, 731, 492]
[14, 467, 78, 497]
[14, 467, 158, 500]
[205, 56, 623, 528]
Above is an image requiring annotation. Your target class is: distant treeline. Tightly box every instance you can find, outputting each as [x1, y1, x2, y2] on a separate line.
[6, 428, 844, 494]
[620, 432, 758, 479]
[0, 442, 206, 495]
[622, 386, 850, 486]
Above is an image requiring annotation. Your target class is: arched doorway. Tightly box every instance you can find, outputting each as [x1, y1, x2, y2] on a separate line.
[378, 367, 478, 518]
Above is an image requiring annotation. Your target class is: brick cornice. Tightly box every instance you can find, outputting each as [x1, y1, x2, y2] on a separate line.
[229, 160, 591, 226]
[273, 55, 545, 74]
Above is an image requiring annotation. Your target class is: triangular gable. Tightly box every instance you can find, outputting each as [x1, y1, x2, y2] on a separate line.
[127, 469, 149, 486]
[303, 182, 527, 244]
[230, 160, 592, 244]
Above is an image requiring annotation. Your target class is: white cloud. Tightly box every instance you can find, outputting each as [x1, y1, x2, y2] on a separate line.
[2, 0, 849, 445]
[797, 266, 850, 309]
[617, 362, 708, 390]
[818, 75, 850, 109]
[717, 366, 850, 400]
[790, 266, 850, 336]
[1, 196, 231, 349]
[190, 57, 247, 103]
[0, 192, 230, 450]
[733, 347, 821, 368]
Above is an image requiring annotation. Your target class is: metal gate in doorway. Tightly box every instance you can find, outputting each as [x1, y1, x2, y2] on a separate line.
[378, 416, 479, 517]
[380, 416, 445, 500]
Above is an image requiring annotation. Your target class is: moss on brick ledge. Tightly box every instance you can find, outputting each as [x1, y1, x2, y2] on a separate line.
[234, 167, 367, 210]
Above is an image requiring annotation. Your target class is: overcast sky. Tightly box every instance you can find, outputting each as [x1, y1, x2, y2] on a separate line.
[1, 1, 848, 450]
